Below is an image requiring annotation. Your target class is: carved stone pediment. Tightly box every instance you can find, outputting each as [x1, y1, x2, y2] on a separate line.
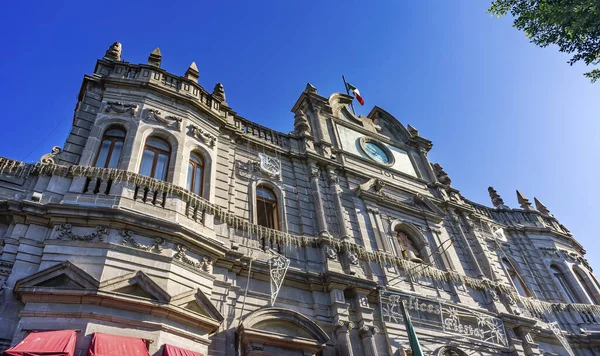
[188, 124, 216, 147]
[171, 288, 224, 323]
[355, 178, 444, 222]
[144, 108, 182, 131]
[105, 101, 138, 116]
[14, 261, 100, 294]
[99, 270, 171, 303]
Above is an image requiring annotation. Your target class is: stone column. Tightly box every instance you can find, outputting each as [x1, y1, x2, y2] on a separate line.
[308, 162, 329, 237]
[359, 327, 379, 356]
[366, 206, 392, 253]
[335, 322, 355, 356]
[326, 166, 349, 239]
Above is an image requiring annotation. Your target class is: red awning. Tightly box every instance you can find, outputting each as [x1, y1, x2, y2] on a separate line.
[86, 332, 149, 356]
[3, 330, 77, 356]
[162, 344, 203, 356]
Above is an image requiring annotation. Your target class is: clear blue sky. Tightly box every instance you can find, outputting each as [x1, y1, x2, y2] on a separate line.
[1, 1, 599, 271]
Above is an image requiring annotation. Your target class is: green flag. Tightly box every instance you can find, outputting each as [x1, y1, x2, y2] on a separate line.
[400, 301, 425, 356]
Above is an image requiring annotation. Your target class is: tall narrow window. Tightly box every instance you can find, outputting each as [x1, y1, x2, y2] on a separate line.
[139, 137, 170, 180]
[397, 231, 422, 263]
[574, 269, 598, 304]
[551, 265, 579, 303]
[95, 128, 125, 168]
[502, 259, 530, 297]
[256, 185, 279, 231]
[187, 153, 204, 196]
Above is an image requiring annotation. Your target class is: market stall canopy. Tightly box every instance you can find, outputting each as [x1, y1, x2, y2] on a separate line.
[162, 344, 203, 356]
[86, 332, 149, 356]
[3, 330, 77, 356]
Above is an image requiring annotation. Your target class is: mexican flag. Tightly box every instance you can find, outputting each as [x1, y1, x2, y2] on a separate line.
[346, 82, 364, 105]
[400, 301, 424, 356]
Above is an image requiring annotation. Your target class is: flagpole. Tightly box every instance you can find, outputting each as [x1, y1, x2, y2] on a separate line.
[342, 75, 357, 116]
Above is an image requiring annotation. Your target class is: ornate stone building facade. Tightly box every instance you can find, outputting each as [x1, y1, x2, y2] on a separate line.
[0, 42, 599, 355]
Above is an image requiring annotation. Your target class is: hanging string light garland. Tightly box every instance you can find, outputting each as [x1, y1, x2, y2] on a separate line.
[1, 157, 599, 316]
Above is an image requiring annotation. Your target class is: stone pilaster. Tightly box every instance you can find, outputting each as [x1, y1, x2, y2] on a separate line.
[326, 166, 349, 240]
[308, 162, 329, 237]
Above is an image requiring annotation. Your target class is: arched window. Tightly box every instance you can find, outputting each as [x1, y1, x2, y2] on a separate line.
[551, 265, 580, 303]
[187, 153, 204, 196]
[397, 231, 422, 263]
[502, 259, 530, 297]
[256, 185, 279, 231]
[95, 127, 125, 168]
[139, 137, 170, 180]
[574, 269, 598, 304]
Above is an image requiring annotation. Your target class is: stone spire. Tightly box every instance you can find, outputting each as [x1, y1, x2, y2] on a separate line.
[212, 83, 226, 104]
[185, 62, 199, 82]
[148, 47, 162, 67]
[294, 110, 311, 136]
[534, 197, 552, 216]
[304, 83, 318, 94]
[488, 187, 508, 209]
[104, 42, 122, 61]
[516, 190, 534, 211]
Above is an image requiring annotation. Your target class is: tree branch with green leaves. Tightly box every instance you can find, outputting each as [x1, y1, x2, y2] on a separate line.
[488, 0, 600, 82]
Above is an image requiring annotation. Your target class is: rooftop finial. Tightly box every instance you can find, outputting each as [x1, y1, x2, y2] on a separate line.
[534, 197, 552, 216]
[148, 47, 162, 67]
[104, 42, 122, 61]
[516, 190, 534, 211]
[185, 62, 199, 82]
[305, 83, 318, 94]
[213, 83, 226, 104]
[488, 187, 508, 209]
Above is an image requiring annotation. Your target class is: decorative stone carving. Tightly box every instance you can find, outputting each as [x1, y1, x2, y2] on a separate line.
[293, 110, 311, 136]
[145, 108, 182, 131]
[104, 42, 122, 61]
[189, 125, 216, 148]
[516, 190, 534, 211]
[358, 295, 369, 308]
[258, 153, 281, 179]
[40, 146, 61, 164]
[121, 230, 165, 253]
[55, 224, 107, 242]
[105, 101, 138, 116]
[325, 245, 338, 260]
[212, 83, 226, 102]
[432, 163, 451, 185]
[406, 124, 419, 137]
[347, 251, 359, 265]
[488, 187, 508, 209]
[174, 244, 212, 272]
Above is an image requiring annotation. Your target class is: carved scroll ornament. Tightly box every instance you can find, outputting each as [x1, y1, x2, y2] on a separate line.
[105, 101, 138, 116]
[189, 125, 216, 147]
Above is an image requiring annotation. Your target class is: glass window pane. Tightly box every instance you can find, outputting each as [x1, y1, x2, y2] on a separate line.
[139, 149, 155, 177]
[257, 186, 276, 200]
[575, 271, 597, 304]
[95, 139, 112, 168]
[190, 154, 203, 164]
[155, 153, 168, 180]
[107, 140, 123, 169]
[194, 166, 202, 195]
[106, 129, 125, 137]
[146, 138, 170, 151]
[187, 163, 194, 191]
